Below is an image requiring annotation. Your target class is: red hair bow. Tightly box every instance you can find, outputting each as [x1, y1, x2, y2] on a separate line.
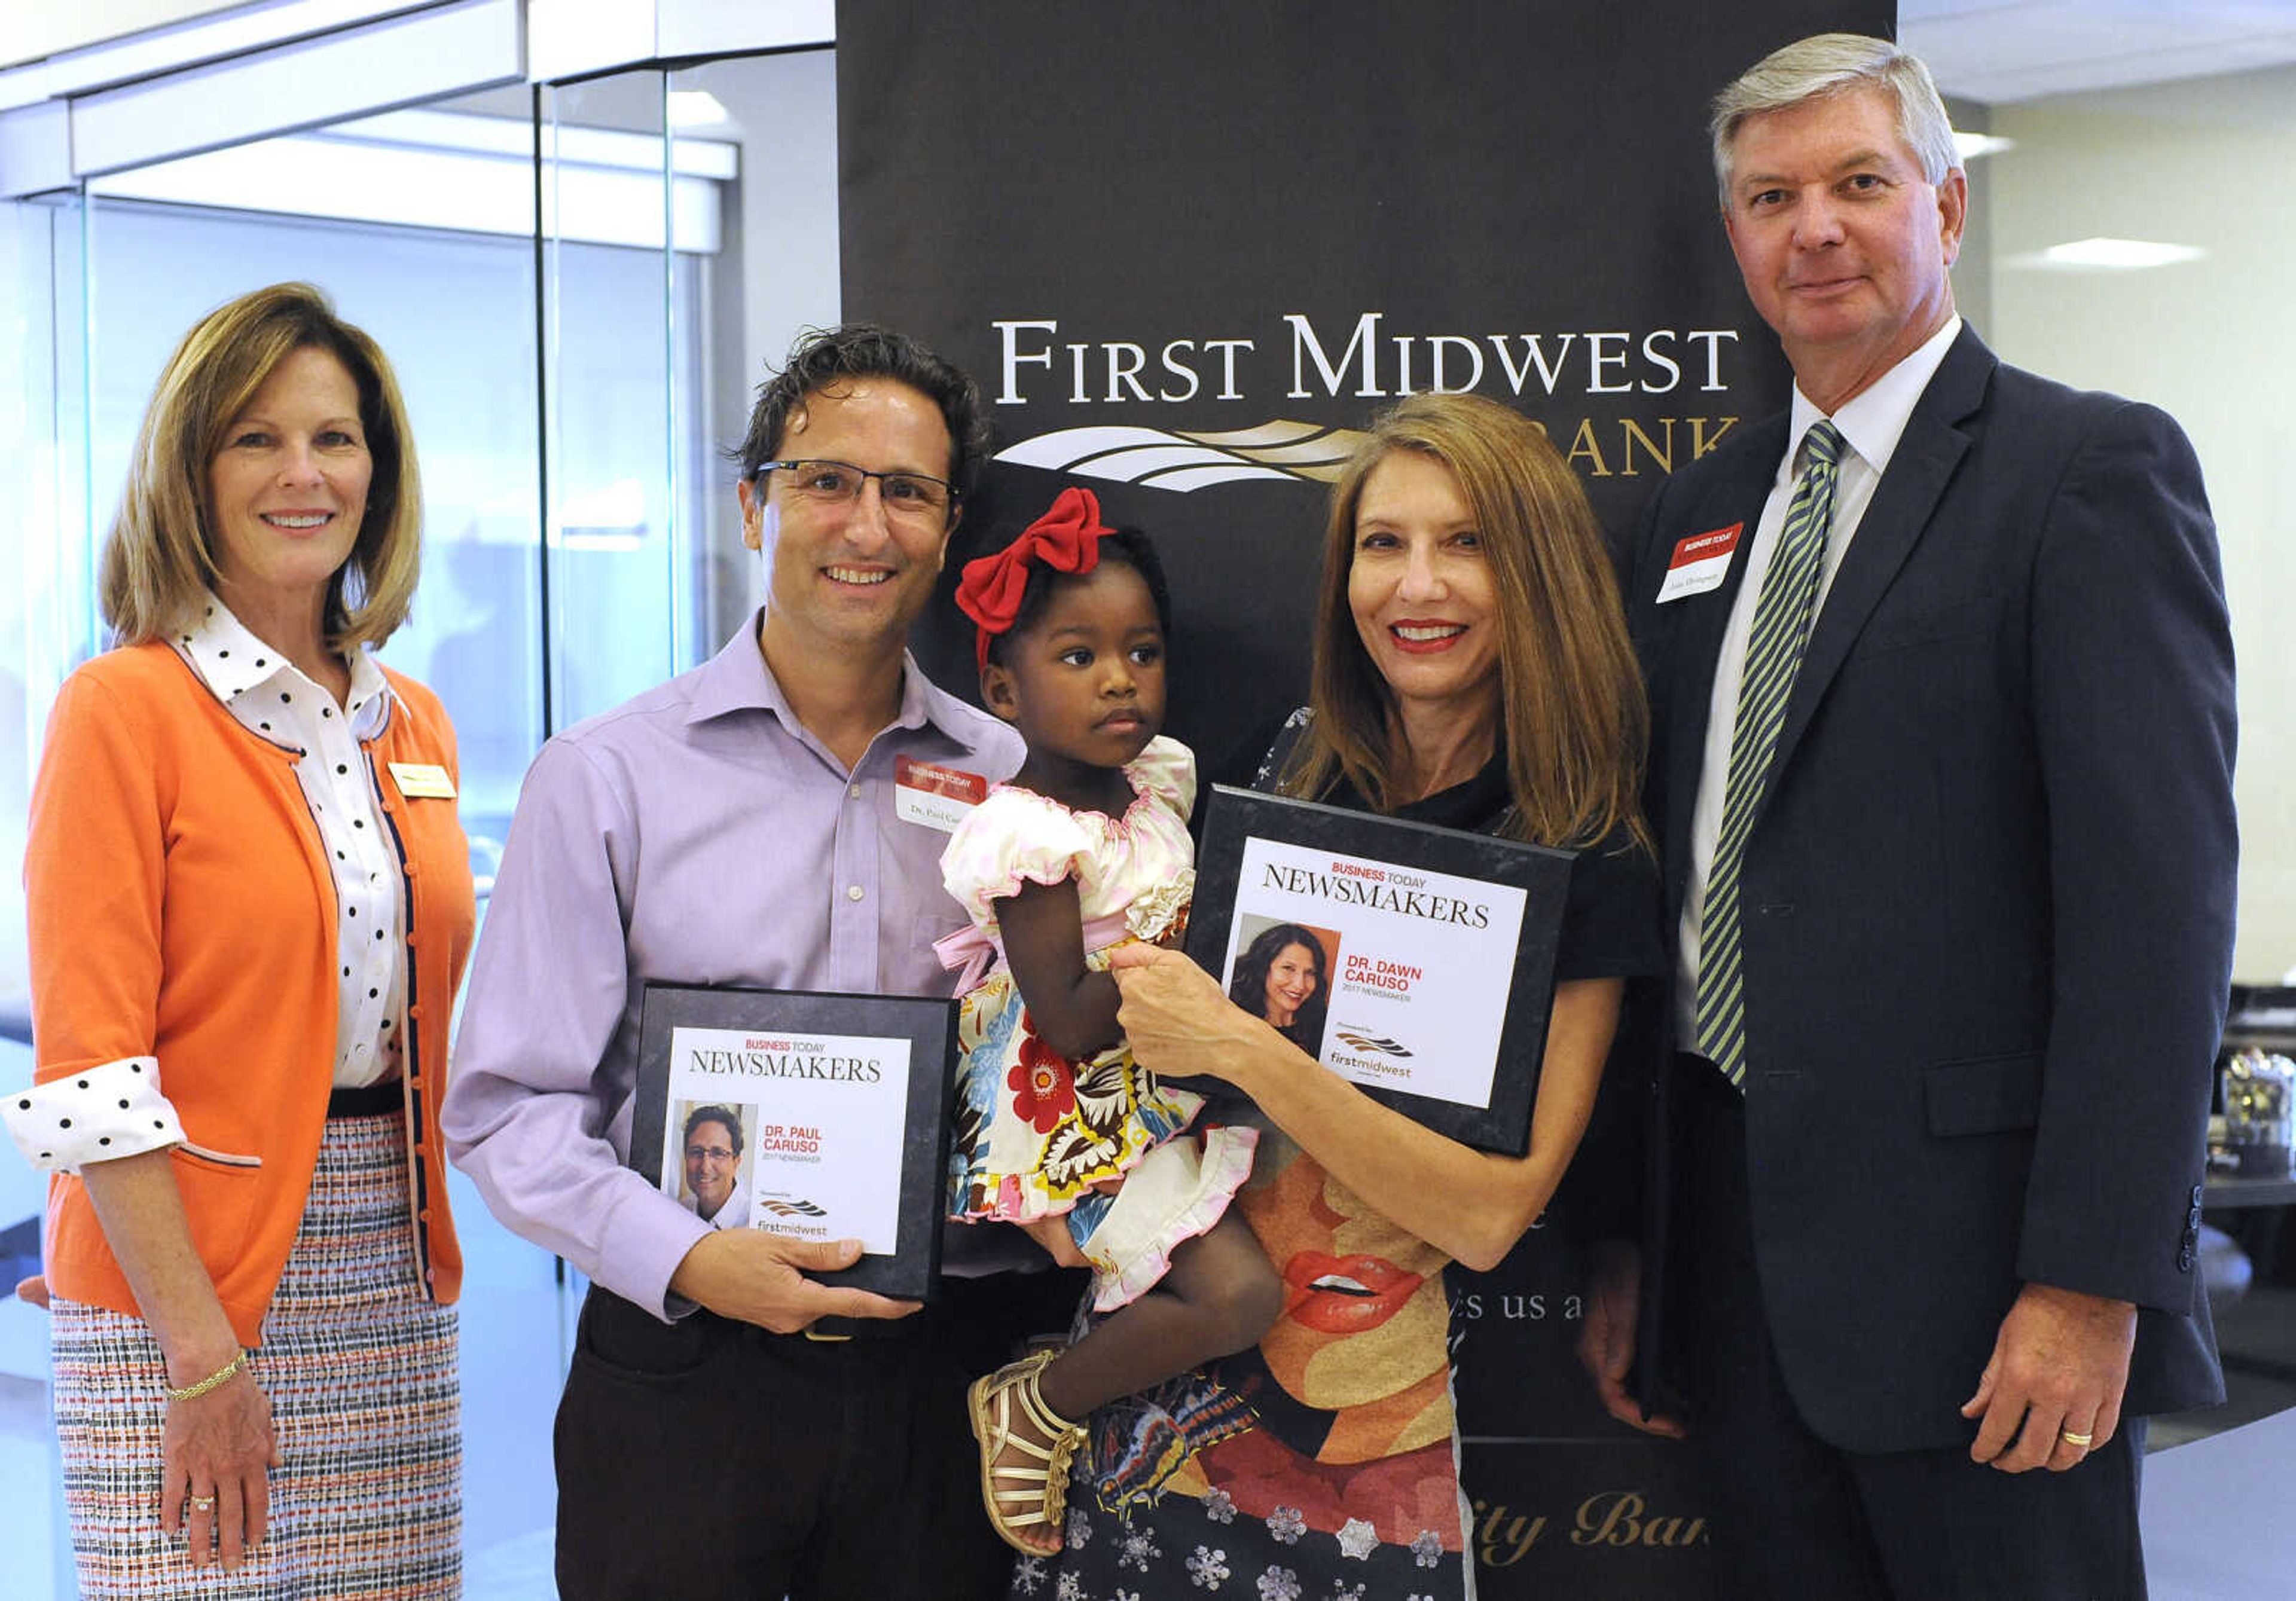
[955, 486, 1110, 668]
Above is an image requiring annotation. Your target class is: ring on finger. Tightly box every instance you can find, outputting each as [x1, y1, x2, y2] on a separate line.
[187, 1492, 217, 1511]
[2059, 1429, 2094, 1448]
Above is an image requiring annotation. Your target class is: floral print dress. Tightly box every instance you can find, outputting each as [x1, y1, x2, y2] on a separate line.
[941, 737, 1255, 1312]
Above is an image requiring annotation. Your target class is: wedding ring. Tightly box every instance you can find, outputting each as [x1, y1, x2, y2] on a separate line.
[187, 1493, 216, 1511]
[2059, 1429, 2093, 1448]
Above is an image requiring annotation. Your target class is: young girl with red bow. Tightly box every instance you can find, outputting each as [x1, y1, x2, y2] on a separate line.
[938, 487, 1280, 1556]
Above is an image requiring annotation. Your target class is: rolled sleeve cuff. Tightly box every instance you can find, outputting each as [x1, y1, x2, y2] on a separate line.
[5, 1056, 183, 1171]
[593, 1187, 716, 1322]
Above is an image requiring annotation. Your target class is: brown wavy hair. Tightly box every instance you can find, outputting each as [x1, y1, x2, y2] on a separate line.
[1280, 391, 1648, 851]
[99, 282, 422, 650]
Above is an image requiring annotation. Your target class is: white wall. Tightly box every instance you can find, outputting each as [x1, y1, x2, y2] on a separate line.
[1985, 64, 2296, 981]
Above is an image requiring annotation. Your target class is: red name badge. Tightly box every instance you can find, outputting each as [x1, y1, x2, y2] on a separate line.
[1656, 522, 1744, 604]
[894, 755, 989, 831]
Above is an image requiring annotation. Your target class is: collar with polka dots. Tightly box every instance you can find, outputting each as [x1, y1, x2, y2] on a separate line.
[173, 594, 395, 747]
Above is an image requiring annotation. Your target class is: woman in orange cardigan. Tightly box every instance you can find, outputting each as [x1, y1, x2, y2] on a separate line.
[4, 283, 476, 1594]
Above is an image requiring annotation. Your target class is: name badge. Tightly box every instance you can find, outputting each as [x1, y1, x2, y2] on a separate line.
[894, 756, 988, 832]
[387, 762, 457, 799]
[1656, 523, 1744, 604]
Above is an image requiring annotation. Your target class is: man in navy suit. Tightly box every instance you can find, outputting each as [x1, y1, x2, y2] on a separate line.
[1577, 32, 2236, 1599]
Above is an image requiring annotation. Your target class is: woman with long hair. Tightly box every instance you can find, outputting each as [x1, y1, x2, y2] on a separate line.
[1223, 922, 1330, 1052]
[1031, 391, 1660, 1600]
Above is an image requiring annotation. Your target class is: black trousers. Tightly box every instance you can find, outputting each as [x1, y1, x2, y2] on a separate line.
[553, 1277, 1049, 1601]
[1669, 1055, 2149, 1601]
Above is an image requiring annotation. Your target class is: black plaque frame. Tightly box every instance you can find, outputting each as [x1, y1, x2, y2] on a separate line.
[630, 983, 957, 1299]
[1184, 785, 1571, 1155]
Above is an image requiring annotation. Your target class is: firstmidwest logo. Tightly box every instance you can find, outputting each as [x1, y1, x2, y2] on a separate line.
[996, 419, 1364, 492]
[759, 1198, 829, 1218]
[1333, 1030, 1413, 1058]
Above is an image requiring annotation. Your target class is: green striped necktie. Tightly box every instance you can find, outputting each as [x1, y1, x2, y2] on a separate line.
[1694, 418, 1845, 1089]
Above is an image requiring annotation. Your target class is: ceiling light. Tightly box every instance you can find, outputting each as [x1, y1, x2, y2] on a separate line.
[2029, 237, 2207, 271]
[1951, 130, 2014, 161]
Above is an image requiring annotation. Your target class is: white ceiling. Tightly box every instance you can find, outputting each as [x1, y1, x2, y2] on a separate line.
[1900, 0, 2296, 103]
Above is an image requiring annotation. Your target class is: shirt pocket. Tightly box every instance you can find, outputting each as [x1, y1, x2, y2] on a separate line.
[1922, 1050, 2044, 1138]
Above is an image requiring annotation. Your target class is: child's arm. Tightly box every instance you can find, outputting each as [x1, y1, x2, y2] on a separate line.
[996, 876, 1123, 1061]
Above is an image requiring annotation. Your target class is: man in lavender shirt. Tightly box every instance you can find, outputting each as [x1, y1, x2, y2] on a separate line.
[444, 325, 1026, 1599]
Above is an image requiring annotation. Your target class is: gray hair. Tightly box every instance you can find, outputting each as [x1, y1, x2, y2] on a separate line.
[1710, 33, 1959, 211]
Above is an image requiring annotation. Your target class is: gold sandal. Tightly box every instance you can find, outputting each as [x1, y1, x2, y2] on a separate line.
[967, 1349, 1086, 1555]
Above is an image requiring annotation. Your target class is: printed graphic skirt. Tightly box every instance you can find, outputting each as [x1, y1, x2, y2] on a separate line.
[51, 1108, 459, 1598]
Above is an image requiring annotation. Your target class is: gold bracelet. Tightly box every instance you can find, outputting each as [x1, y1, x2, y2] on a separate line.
[164, 1349, 246, 1402]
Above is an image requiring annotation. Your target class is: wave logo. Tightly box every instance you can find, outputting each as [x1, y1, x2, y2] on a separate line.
[759, 1198, 829, 1218]
[1333, 1030, 1413, 1058]
[996, 419, 1368, 493]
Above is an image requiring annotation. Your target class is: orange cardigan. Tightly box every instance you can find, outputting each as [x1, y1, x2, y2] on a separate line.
[26, 642, 477, 1346]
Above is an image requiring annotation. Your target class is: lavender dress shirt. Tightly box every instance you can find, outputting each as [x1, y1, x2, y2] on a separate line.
[442, 615, 1023, 1318]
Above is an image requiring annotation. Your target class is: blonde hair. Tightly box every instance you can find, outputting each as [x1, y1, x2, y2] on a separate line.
[99, 282, 422, 649]
[1281, 392, 1649, 851]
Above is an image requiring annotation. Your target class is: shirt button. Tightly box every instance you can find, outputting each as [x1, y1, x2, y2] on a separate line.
[850, 784, 863, 799]
[846, 884, 865, 902]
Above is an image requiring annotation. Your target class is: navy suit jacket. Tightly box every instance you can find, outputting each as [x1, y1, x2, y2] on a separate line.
[1623, 325, 2234, 1452]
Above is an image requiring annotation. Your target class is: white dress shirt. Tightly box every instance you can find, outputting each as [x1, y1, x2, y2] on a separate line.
[687, 1172, 752, 1231]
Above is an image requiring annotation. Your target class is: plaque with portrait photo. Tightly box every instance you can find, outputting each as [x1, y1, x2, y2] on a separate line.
[628, 983, 957, 1298]
[1184, 785, 1573, 1155]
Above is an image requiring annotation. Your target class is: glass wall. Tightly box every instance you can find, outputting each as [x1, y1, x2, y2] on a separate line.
[0, 187, 86, 1599]
[537, 70, 713, 729]
[0, 192, 88, 1009]
[0, 39, 841, 1596]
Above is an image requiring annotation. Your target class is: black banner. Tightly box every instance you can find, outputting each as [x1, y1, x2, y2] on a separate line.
[841, 4, 1889, 1594]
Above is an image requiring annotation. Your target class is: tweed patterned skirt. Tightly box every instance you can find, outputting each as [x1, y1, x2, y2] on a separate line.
[51, 1109, 460, 1598]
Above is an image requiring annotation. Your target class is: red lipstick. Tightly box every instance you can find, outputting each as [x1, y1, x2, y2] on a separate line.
[1281, 1250, 1425, 1334]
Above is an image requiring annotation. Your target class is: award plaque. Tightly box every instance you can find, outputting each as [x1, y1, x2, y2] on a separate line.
[1184, 785, 1573, 1155]
[629, 983, 957, 1298]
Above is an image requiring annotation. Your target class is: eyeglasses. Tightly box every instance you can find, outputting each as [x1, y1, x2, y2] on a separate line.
[762, 459, 956, 519]
[685, 1145, 737, 1163]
